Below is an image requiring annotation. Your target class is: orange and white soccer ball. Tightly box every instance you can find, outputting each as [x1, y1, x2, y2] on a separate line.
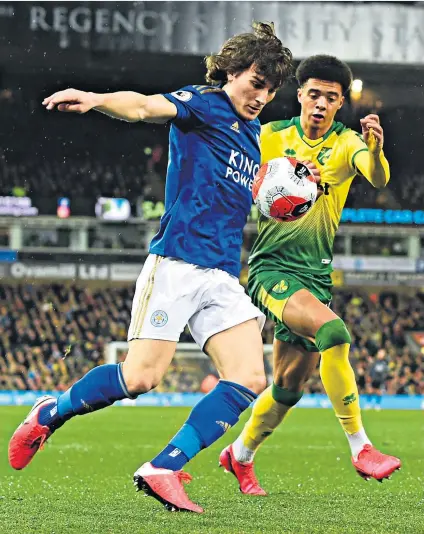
[252, 157, 318, 222]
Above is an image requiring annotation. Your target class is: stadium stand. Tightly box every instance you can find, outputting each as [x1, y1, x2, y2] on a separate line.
[1, 283, 423, 396]
[0, 89, 420, 211]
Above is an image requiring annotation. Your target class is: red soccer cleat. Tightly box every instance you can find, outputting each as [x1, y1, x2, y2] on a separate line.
[133, 462, 203, 513]
[352, 444, 401, 481]
[8, 395, 56, 470]
[219, 445, 267, 496]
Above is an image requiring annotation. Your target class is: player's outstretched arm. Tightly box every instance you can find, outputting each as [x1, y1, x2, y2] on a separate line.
[42, 89, 177, 124]
[355, 114, 390, 188]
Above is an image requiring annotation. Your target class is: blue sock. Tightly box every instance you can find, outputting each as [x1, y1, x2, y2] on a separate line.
[38, 363, 133, 428]
[38, 401, 63, 430]
[151, 380, 257, 470]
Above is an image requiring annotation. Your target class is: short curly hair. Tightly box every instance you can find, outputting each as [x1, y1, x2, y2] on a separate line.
[296, 55, 353, 94]
[205, 22, 293, 90]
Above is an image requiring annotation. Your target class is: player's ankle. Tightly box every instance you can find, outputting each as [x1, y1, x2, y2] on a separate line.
[232, 437, 255, 463]
[38, 401, 63, 429]
[345, 427, 372, 459]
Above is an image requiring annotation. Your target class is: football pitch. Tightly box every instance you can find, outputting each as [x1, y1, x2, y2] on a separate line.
[0, 407, 422, 534]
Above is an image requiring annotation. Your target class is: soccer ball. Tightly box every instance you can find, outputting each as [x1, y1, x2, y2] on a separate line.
[252, 157, 318, 222]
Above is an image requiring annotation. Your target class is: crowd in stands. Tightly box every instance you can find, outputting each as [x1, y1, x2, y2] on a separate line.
[302, 290, 424, 397]
[1, 89, 423, 399]
[0, 159, 147, 202]
[0, 88, 168, 207]
[0, 89, 419, 213]
[1, 283, 423, 397]
[350, 235, 409, 257]
[0, 155, 416, 212]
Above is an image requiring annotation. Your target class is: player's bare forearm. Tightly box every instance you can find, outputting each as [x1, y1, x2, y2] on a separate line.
[43, 89, 177, 124]
[94, 92, 176, 123]
[93, 91, 148, 122]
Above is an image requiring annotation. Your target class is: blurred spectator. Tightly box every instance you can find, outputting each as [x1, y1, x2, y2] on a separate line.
[366, 349, 390, 409]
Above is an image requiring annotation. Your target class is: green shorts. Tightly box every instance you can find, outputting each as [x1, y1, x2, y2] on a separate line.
[248, 270, 333, 352]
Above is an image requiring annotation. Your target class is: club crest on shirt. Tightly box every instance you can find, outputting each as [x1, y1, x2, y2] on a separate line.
[151, 310, 168, 327]
[317, 147, 332, 165]
[272, 280, 288, 294]
[171, 90, 193, 102]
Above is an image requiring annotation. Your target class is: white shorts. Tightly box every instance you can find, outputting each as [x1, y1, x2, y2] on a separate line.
[127, 254, 265, 349]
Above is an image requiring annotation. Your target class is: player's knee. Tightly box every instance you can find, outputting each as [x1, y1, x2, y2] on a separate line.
[122, 366, 162, 396]
[315, 318, 351, 352]
[125, 375, 159, 395]
[239, 372, 267, 395]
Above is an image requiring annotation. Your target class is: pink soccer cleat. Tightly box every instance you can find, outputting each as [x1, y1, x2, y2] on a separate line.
[352, 444, 401, 481]
[9, 395, 56, 470]
[133, 462, 203, 513]
[219, 445, 267, 496]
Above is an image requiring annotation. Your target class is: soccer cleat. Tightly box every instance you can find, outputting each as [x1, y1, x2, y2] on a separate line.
[133, 462, 203, 513]
[352, 444, 401, 482]
[218, 445, 267, 496]
[8, 395, 56, 470]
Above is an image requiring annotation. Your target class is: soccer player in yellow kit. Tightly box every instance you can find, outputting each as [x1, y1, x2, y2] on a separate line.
[219, 55, 401, 494]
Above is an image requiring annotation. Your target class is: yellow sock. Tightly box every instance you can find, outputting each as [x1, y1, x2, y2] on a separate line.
[240, 385, 291, 452]
[320, 343, 362, 434]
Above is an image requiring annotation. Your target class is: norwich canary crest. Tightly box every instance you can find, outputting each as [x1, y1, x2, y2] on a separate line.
[272, 280, 288, 294]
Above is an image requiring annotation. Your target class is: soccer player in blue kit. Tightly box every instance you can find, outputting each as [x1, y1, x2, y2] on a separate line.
[9, 23, 293, 513]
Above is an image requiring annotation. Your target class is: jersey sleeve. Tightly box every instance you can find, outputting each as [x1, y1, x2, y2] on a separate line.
[162, 86, 211, 130]
[354, 149, 390, 186]
[344, 130, 369, 175]
[344, 130, 390, 186]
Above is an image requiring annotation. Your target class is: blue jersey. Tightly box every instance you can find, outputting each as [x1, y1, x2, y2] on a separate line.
[149, 85, 261, 278]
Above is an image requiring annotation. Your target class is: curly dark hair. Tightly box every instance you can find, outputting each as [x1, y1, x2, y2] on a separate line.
[296, 55, 353, 94]
[205, 22, 293, 90]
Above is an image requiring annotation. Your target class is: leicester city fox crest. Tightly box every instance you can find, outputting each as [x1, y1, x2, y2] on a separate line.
[151, 310, 168, 327]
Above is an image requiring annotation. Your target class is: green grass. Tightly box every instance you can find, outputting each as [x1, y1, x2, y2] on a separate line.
[0, 407, 422, 534]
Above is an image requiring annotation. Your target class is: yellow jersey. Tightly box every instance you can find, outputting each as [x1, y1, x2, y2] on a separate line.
[249, 116, 390, 277]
